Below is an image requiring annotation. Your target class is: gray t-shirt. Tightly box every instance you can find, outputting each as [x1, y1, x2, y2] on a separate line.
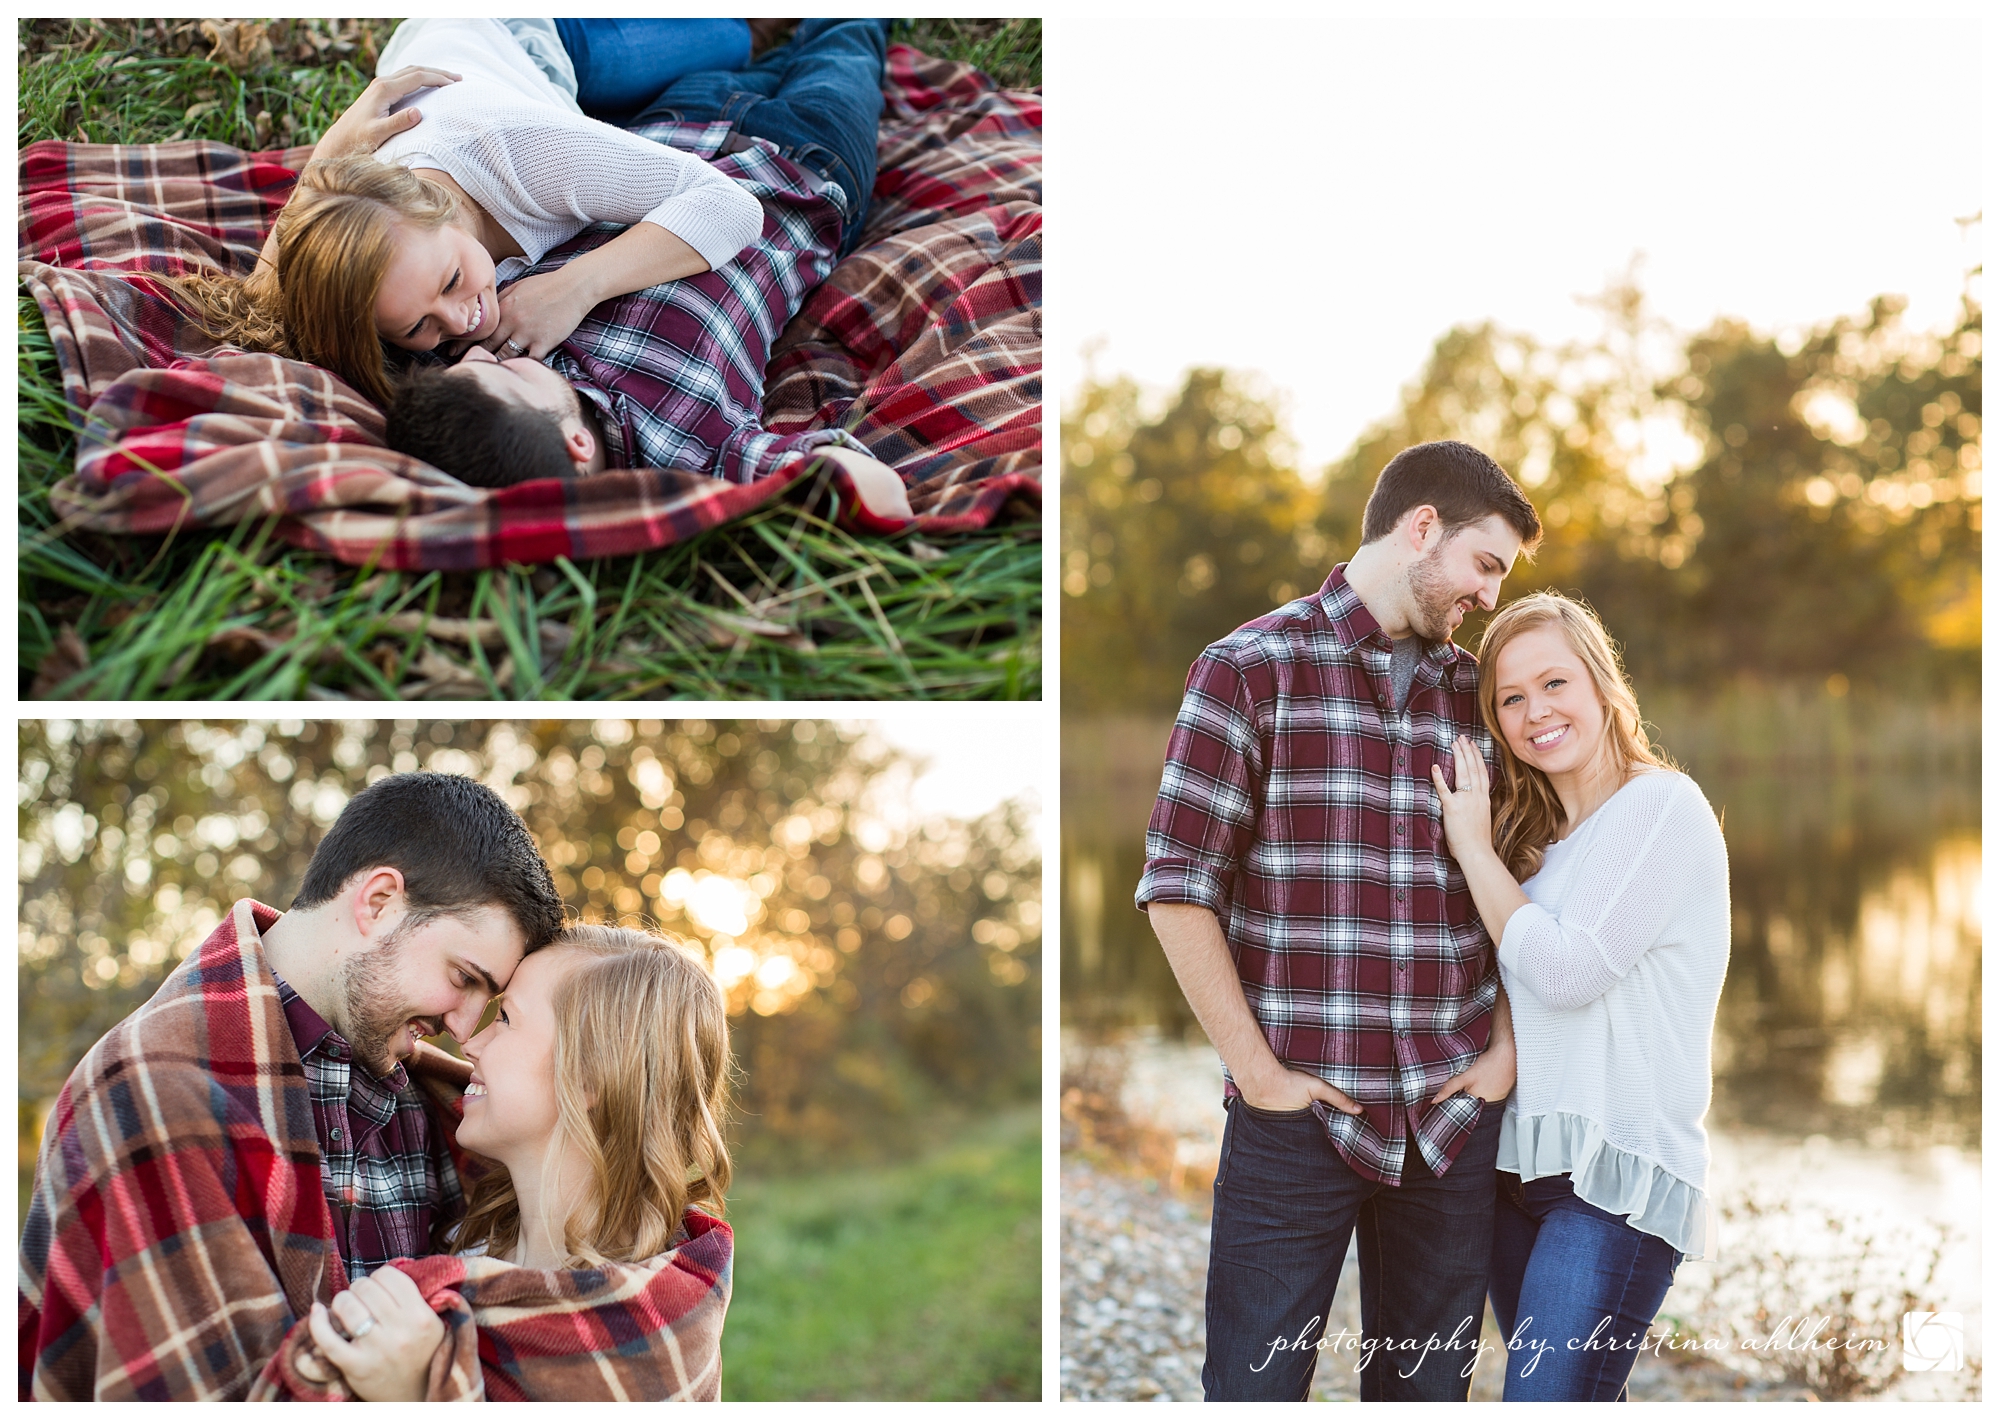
[1389, 636, 1427, 713]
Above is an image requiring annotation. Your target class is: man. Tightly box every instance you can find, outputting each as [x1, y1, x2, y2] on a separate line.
[20, 773, 564, 1401]
[1136, 440, 1543, 1402]
[383, 18, 914, 521]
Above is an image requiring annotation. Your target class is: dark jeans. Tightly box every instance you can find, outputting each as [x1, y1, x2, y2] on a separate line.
[1203, 1096, 1503, 1401]
[628, 18, 890, 256]
[1487, 1172, 1683, 1401]
[555, 19, 752, 119]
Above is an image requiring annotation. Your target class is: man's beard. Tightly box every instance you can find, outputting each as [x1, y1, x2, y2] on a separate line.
[340, 921, 438, 1078]
[1404, 541, 1463, 643]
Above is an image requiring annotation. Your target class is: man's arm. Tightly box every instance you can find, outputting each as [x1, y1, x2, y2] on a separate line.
[1148, 903, 1361, 1115]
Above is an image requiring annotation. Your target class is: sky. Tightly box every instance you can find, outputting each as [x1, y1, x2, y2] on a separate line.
[869, 716, 1043, 841]
[1061, 18, 1982, 471]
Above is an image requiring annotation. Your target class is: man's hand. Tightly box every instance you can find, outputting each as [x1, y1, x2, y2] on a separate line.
[311, 65, 460, 162]
[1428, 1036, 1516, 1105]
[308, 1265, 445, 1403]
[816, 446, 913, 521]
[483, 269, 598, 362]
[1238, 1062, 1364, 1116]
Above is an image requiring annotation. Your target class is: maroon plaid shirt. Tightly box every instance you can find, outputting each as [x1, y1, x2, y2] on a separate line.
[1136, 564, 1500, 1184]
[273, 972, 463, 1278]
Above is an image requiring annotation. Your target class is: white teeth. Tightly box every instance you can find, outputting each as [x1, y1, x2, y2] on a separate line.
[464, 1082, 486, 1097]
[465, 295, 482, 335]
[1531, 726, 1567, 746]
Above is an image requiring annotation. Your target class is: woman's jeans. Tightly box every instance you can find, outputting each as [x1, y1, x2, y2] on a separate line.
[1203, 1096, 1503, 1401]
[1487, 1172, 1682, 1401]
[628, 19, 890, 255]
[554, 20, 752, 119]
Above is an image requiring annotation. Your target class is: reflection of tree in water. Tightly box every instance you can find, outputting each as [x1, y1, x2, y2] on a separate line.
[19, 720, 1040, 1172]
[1706, 768, 1980, 1146]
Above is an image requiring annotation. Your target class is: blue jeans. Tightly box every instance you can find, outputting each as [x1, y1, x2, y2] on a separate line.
[1203, 1096, 1503, 1401]
[628, 18, 890, 256]
[554, 20, 752, 120]
[1487, 1172, 1683, 1401]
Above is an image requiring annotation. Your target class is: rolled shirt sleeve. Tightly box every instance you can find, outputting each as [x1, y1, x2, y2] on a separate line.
[1135, 653, 1264, 916]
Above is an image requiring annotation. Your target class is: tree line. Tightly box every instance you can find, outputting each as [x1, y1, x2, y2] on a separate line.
[1062, 282, 1981, 714]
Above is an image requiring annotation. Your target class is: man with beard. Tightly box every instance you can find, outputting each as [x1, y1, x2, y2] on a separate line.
[1137, 441, 1543, 1401]
[21, 773, 564, 1400]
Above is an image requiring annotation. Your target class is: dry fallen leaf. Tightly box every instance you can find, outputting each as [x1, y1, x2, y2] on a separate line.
[199, 19, 274, 75]
[29, 626, 91, 699]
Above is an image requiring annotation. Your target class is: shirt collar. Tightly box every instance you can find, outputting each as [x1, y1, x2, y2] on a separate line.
[270, 964, 409, 1092]
[1314, 563, 1471, 672]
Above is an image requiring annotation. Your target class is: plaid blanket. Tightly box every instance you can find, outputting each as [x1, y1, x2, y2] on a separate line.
[22, 46, 1040, 571]
[249, 1213, 733, 1401]
[21, 900, 365, 1400]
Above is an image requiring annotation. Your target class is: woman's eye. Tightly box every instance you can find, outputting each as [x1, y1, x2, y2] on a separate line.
[445, 269, 460, 294]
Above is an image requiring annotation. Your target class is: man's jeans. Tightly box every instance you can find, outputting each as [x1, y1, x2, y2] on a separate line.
[554, 20, 753, 120]
[1203, 1096, 1503, 1401]
[1487, 1172, 1682, 1401]
[629, 19, 890, 256]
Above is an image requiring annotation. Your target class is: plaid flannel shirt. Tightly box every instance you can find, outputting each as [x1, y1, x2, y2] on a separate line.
[514, 124, 863, 485]
[272, 973, 462, 1279]
[1136, 565, 1500, 1184]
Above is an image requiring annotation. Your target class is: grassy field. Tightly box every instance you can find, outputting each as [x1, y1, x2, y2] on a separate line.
[18, 19, 1041, 700]
[721, 1105, 1041, 1400]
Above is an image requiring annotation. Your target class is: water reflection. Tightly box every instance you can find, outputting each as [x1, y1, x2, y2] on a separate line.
[1062, 721, 1981, 1147]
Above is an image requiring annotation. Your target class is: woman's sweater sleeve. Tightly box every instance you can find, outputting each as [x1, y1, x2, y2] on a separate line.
[469, 116, 765, 272]
[1496, 778, 1700, 1012]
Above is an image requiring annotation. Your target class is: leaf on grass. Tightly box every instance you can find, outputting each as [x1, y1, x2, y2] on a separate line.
[906, 539, 949, 563]
[701, 608, 815, 651]
[182, 100, 221, 123]
[377, 614, 573, 660]
[29, 626, 90, 699]
[402, 646, 491, 700]
[199, 20, 274, 75]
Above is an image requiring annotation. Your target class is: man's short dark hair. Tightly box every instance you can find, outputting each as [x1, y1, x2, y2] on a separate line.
[293, 772, 565, 951]
[1360, 440, 1543, 550]
[384, 365, 577, 488]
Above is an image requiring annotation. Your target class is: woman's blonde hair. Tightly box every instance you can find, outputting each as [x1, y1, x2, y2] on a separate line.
[1476, 592, 1673, 880]
[170, 154, 459, 407]
[452, 924, 734, 1268]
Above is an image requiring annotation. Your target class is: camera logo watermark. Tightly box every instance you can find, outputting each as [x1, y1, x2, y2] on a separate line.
[1901, 1312, 1963, 1372]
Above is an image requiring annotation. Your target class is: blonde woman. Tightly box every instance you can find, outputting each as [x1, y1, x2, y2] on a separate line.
[1429, 593, 1729, 1402]
[177, 19, 887, 407]
[263, 925, 735, 1401]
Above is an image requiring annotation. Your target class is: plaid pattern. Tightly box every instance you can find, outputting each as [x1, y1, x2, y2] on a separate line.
[20, 900, 346, 1400]
[23, 46, 1040, 570]
[274, 976, 463, 1280]
[250, 1212, 734, 1401]
[1136, 566, 1501, 1184]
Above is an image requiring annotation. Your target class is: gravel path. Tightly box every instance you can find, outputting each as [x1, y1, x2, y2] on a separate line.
[1059, 1154, 1816, 1403]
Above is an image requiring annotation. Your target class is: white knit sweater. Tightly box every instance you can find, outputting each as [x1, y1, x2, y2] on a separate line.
[371, 19, 763, 281]
[1495, 769, 1730, 1258]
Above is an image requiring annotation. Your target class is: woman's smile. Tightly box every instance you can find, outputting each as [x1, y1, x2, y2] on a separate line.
[1528, 723, 1570, 750]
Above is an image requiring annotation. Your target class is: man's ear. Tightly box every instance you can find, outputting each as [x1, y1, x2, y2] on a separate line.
[1405, 504, 1442, 553]
[560, 414, 596, 475]
[353, 866, 407, 941]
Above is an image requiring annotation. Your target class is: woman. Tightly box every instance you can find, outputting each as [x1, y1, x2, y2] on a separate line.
[1429, 593, 1729, 1402]
[175, 22, 885, 397]
[256, 925, 735, 1401]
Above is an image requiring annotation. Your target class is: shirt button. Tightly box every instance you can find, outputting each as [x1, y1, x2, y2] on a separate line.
[1396, 823, 1406, 834]
[330, 1127, 342, 1142]
[1397, 755, 1406, 767]
[1396, 889, 1406, 901]
[1398, 1029, 1410, 1038]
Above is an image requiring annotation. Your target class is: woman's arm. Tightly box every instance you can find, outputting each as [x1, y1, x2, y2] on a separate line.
[481, 222, 713, 360]
[1431, 735, 1532, 945]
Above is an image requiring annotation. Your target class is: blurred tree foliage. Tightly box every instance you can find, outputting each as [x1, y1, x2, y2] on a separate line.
[1063, 283, 1981, 713]
[19, 721, 1040, 1172]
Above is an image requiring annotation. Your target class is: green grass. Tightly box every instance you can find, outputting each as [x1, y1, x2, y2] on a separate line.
[720, 1105, 1040, 1400]
[18, 19, 1041, 701]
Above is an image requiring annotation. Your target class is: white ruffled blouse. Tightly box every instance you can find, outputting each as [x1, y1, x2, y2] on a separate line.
[1495, 769, 1731, 1258]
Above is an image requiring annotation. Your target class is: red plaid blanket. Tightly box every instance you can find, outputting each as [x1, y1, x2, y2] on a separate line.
[249, 1213, 733, 1401]
[21, 47, 1040, 571]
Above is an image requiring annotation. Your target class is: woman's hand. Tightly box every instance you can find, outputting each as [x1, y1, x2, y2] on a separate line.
[312, 65, 462, 161]
[307, 1264, 445, 1403]
[815, 446, 914, 521]
[1430, 734, 1496, 863]
[480, 269, 598, 361]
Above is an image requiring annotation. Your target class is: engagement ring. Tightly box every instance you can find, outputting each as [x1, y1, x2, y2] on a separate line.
[345, 1314, 377, 1341]
[502, 340, 525, 356]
